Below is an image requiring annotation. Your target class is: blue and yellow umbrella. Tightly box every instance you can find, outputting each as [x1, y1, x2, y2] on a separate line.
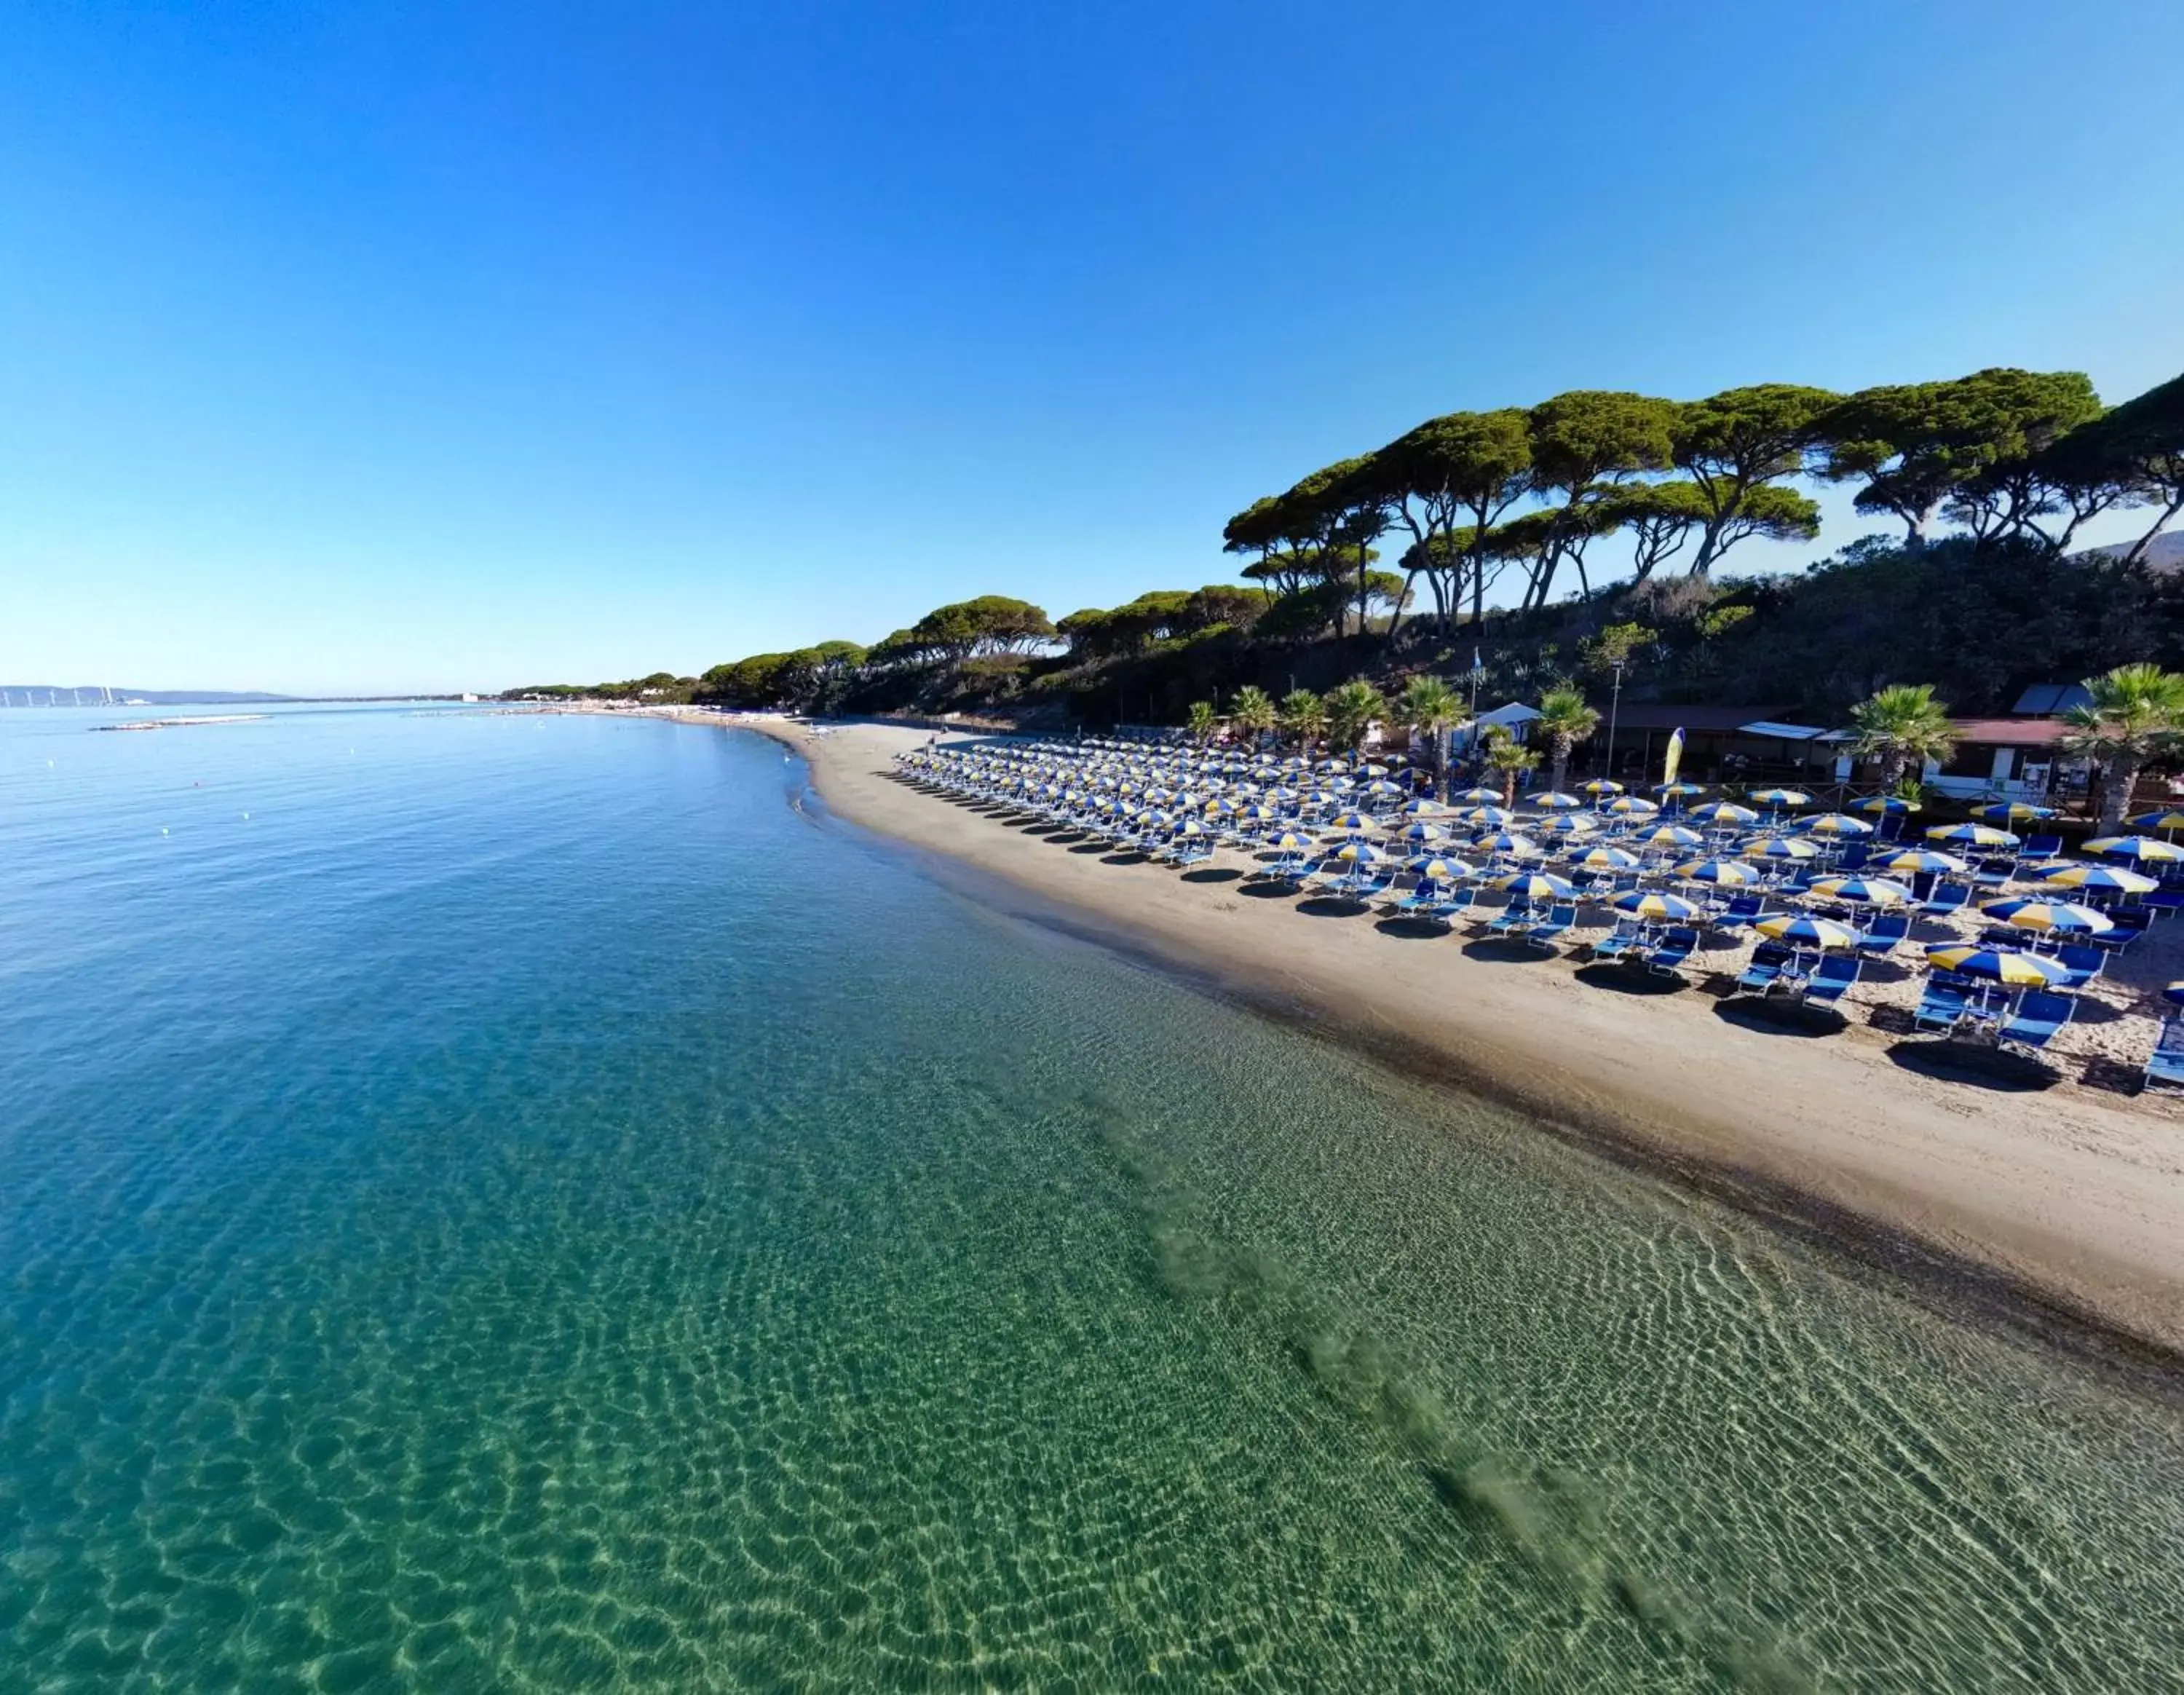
[1925, 821, 2019, 849]
[1464, 805, 1516, 828]
[1532, 791, 1586, 811]
[1653, 781, 1706, 799]
[1851, 794, 1919, 816]
[1401, 798, 1452, 818]
[1756, 914, 1859, 949]
[2035, 861, 2159, 895]
[1974, 801, 2056, 824]
[1407, 855, 1476, 881]
[2085, 834, 2184, 864]
[1798, 813, 1873, 838]
[1674, 856, 1759, 887]
[1924, 944, 2071, 986]
[1883, 847, 1969, 877]
[1497, 870, 1577, 901]
[1473, 830, 1543, 858]
[1582, 778, 1625, 797]
[1266, 830, 1315, 852]
[1399, 821, 1449, 845]
[1979, 898, 2113, 936]
[1603, 795, 1661, 817]
[1534, 813, 1600, 839]
[1329, 810, 1375, 834]
[1808, 875, 1915, 906]
[1689, 800, 1760, 826]
[1567, 845, 1641, 871]
[1640, 823, 1706, 849]
[1458, 786, 1504, 804]
[1334, 840, 1385, 864]
[1612, 888, 1699, 921]
[1750, 787, 1811, 808]
[1741, 834, 1820, 862]
[2124, 809, 2184, 835]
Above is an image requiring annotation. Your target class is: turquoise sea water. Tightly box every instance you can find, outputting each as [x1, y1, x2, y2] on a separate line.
[2, 706, 2182, 1694]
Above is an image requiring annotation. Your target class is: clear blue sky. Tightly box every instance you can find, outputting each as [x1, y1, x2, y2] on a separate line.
[4, 1, 2180, 695]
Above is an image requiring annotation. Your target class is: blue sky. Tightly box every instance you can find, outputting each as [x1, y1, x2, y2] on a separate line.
[4, 1, 2181, 695]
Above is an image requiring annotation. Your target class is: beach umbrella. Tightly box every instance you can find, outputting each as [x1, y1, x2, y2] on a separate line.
[1925, 821, 2019, 850]
[1639, 823, 1705, 850]
[1463, 805, 1516, 828]
[1653, 781, 1706, 799]
[1613, 888, 1700, 922]
[1979, 898, 2113, 936]
[1458, 786, 1504, 804]
[1496, 871, 1576, 901]
[1238, 802, 1280, 823]
[1581, 779, 1624, 797]
[1750, 788, 1811, 808]
[1603, 795, 1660, 818]
[1808, 876, 1915, 907]
[1674, 857, 1759, 887]
[1533, 813, 1600, 839]
[1360, 763, 1390, 778]
[2034, 861, 2159, 895]
[1756, 914, 1859, 949]
[1366, 778, 1406, 799]
[2084, 834, 2184, 864]
[1401, 798, 1451, 818]
[1850, 794, 1918, 816]
[1266, 830, 1316, 852]
[1532, 791, 1586, 810]
[1688, 800, 1761, 827]
[1882, 847, 1969, 877]
[2164, 982, 2184, 1006]
[1329, 810, 1375, 834]
[1924, 944, 2071, 987]
[1408, 855, 1476, 881]
[1974, 801, 2057, 824]
[1567, 844, 1642, 871]
[1334, 840, 1385, 864]
[1798, 813, 1874, 838]
[2124, 808, 2184, 835]
[1741, 834, 1819, 862]
[1398, 821, 1449, 845]
[1473, 830, 1543, 858]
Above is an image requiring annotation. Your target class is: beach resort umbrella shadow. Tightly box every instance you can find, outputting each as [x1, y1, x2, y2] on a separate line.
[1574, 963, 1688, 996]
[1374, 915, 1455, 940]
[1181, 866, 1243, 885]
[1101, 850, 1153, 866]
[1712, 998, 1848, 1039]
[1298, 894, 1377, 918]
[2062, 995, 2126, 1026]
[1067, 839, 1115, 855]
[1460, 937, 1558, 963]
[1237, 880, 1303, 900]
[1886, 1039, 2060, 1092]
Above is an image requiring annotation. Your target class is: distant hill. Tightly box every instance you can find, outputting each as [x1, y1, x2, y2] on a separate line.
[0, 687, 298, 706]
[2085, 530, 2184, 572]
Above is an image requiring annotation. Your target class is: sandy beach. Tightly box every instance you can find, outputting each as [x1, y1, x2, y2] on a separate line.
[634, 708, 2184, 1364]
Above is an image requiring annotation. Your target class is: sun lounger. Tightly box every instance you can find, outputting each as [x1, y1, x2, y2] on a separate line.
[1645, 925, 1700, 977]
[1998, 989, 2073, 1053]
[1853, 912, 1910, 957]
[1835, 842, 1872, 872]
[2145, 1016, 2184, 1089]
[1913, 979, 1972, 1031]
[2019, 833, 2063, 860]
[1736, 941, 1791, 993]
[1800, 954, 1861, 1007]
[1488, 901, 1538, 936]
[1524, 904, 1577, 949]
[1590, 922, 1647, 961]
[1971, 856, 2017, 889]
[2143, 886, 2184, 917]
[1711, 893, 1766, 933]
[1918, 882, 1971, 918]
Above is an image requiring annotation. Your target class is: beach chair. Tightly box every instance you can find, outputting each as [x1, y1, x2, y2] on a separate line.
[1710, 893, 1765, 933]
[2020, 833, 2063, 861]
[1488, 901, 1538, 937]
[1918, 882, 1971, 919]
[2145, 1016, 2184, 1090]
[2090, 912, 2148, 954]
[1387, 879, 1448, 916]
[1853, 912, 1910, 957]
[1736, 941, 1791, 994]
[2052, 944, 2105, 989]
[1645, 925, 1700, 977]
[1800, 954, 1861, 1008]
[1971, 856, 2017, 889]
[2143, 885, 2184, 917]
[1913, 978, 1972, 1032]
[1835, 842, 1873, 872]
[1998, 989, 2073, 1053]
[1524, 904, 1577, 950]
[1589, 920, 1647, 962]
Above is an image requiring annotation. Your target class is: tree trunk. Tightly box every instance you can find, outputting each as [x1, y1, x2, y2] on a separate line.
[2123, 496, 2184, 568]
[1550, 747, 1569, 797]
[2102, 759, 2140, 831]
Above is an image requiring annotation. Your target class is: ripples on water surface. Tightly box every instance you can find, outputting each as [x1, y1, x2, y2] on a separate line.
[1, 706, 2181, 1693]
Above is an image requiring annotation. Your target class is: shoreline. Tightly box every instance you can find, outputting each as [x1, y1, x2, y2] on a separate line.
[649, 708, 2184, 1375]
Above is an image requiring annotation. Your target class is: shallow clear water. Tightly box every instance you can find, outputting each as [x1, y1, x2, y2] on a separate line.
[1, 706, 2180, 1694]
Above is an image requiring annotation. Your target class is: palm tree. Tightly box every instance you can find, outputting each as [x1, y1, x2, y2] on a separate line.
[2061, 663, 2184, 829]
[1481, 724, 1537, 808]
[1230, 685, 1277, 748]
[1397, 675, 1463, 799]
[1535, 687, 1601, 796]
[1279, 687, 1328, 750]
[1324, 679, 1389, 754]
[1186, 700, 1219, 744]
[1848, 684, 1958, 795]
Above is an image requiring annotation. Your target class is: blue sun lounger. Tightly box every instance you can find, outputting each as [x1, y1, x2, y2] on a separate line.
[1645, 925, 1700, 977]
[2053, 944, 2105, 989]
[1524, 904, 1578, 950]
[1590, 920, 1649, 961]
[1736, 941, 1791, 993]
[1998, 989, 2073, 1053]
[1853, 912, 1910, 957]
[1799, 953, 1861, 1007]
[1913, 976, 1973, 1032]
[2146, 1016, 2184, 1089]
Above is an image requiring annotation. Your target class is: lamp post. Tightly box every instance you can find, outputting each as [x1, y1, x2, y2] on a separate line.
[1606, 660, 1625, 783]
